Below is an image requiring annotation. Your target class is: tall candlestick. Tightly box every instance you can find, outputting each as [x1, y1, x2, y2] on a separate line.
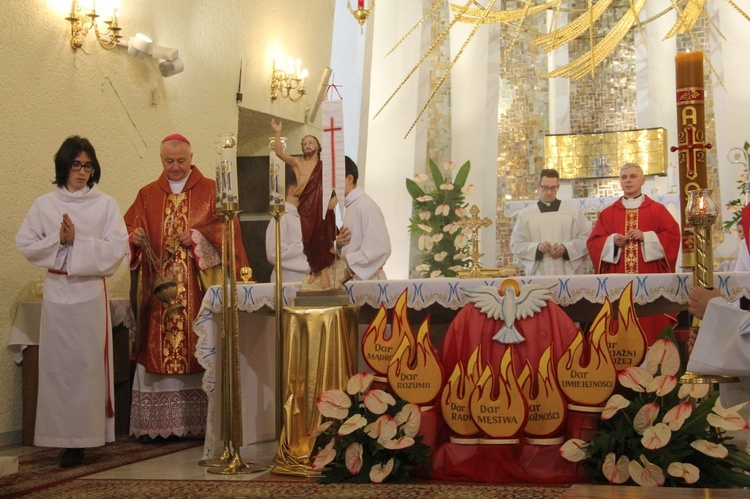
[672, 50, 711, 269]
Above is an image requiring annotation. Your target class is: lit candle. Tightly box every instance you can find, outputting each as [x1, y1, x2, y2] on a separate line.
[358, 0, 365, 10]
[675, 50, 703, 89]
[269, 137, 286, 207]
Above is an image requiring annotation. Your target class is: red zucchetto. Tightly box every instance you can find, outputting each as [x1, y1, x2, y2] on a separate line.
[161, 133, 190, 144]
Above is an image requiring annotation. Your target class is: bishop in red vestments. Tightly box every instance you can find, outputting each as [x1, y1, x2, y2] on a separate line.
[124, 134, 249, 440]
[587, 163, 680, 344]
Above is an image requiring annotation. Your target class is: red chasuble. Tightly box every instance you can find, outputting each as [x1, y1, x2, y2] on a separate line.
[587, 196, 680, 344]
[296, 160, 337, 273]
[742, 202, 750, 253]
[124, 167, 249, 375]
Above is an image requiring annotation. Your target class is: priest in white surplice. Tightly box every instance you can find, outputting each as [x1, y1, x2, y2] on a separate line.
[15, 136, 128, 467]
[335, 157, 391, 280]
[265, 174, 309, 282]
[510, 169, 591, 276]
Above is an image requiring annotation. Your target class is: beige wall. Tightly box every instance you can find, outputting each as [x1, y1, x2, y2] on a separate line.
[0, 0, 333, 444]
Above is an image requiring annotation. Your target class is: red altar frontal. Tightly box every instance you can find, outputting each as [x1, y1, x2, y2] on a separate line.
[192, 273, 750, 482]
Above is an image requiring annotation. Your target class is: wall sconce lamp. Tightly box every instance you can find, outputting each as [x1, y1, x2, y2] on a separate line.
[153, 46, 185, 77]
[271, 58, 308, 102]
[127, 33, 152, 59]
[65, 0, 123, 50]
[347, 0, 375, 32]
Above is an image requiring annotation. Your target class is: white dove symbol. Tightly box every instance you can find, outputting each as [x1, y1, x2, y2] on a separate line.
[461, 283, 556, 344]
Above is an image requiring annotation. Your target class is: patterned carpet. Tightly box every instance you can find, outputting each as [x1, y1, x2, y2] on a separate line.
[0, 437, 572, 498]
[14, 478, 571, 498]
[0, 437, 202, 498]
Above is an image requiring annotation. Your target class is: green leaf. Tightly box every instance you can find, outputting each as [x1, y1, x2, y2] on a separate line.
[453, 161, 471, 189]
[429, 159, 444, 187]
[405, 178, 425, 199]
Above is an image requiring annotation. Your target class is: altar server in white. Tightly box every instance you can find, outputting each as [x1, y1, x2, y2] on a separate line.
[15, 136, 128, 467]
[336, 156, 391, 280]
[510, 169, 591, 276]
[266, 173, 309, 282]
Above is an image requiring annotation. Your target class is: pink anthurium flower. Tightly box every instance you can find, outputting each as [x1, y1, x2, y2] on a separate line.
[602, 394, 630, 420]
[633, 402, 660, 434]
[618, 367, 652, 392]
[602, 453, 630, 484]
[317, 390, 351, 420]
[339, 414, 368, 436]
[310, 439, 337, 471]
[369, 458, 395, 483]
[678, 383, 710, 400]
[382, 435, 415, 449]
[443, 161, 456, 170]
[416, 195, 433, 202]
[364, 415, 398, 441]
[439, 182, 454, 191]
[691, 440, 729, 458]
[628, 455, 665, 487]
[418, 233, 434, 251]
[662, 401, 692, 431]
[363, 390, 396, 415]
[308, 420, 333, 438]
[646, 375, 677, 397]
[346, 372, 374, 395]
[641, 422, 671, 450]
[345, 442, 363, 475]
[394, 403, 421, 437]
[435, 204, 450, 216]
[667, 462, 700, 484]
[412, 173, 428, 183]
[707, 399, 749, 432]
[646, 339, 680, 376]
[559, 438, 589, 462]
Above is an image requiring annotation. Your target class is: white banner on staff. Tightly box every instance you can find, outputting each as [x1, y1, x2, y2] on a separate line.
[321, 100, 346, 218]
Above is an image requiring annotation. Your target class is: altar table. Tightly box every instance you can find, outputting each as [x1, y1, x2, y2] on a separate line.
[194, 272, 750, 459]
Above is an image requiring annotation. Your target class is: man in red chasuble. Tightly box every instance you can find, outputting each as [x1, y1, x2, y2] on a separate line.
[587, 163, 680, 344]
[124, 134, 249, 442]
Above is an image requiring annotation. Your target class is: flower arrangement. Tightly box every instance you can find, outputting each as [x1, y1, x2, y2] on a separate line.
[722, 140, 750, 232]
[405, 160, 473, 278]
[309, 372, 432, 483]
[560, 331, 750, 488]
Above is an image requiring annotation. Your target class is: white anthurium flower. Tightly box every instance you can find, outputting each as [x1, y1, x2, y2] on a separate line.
[602, 453, 630, 484]
[439, 182, 454, 190]
[662, 400, 692, 431]
[618, 366, 652, 392]
[707, 399, 749, 432]
[414, 264, 430, 273]
[628, 455, 665, 487]
[455, 206, 467, 217]
[454, 232, 469, 249]
[633, 402, 659, 435]
[645, 375, 677, 397]
[667, 462, 700, 484]
[418, 234, 434, 251]
[434, 251, 448, 262]
[416, 195, 433, 202]
[678, 383, 710, 399]
[443, 161, 456, 170]
[462, 183, 475, 195]
[412, 173, 429, 183]
[601, 394, 630, 420]
[419, 210, 431, 220]
[430, 269, 443, 278]
[435, 204, 450, 216]
[641, 422, 671, 450]
[417, 223, 433, 233]
[432, 233, 444, 243]
[559, 439, 588, 462]
[690, 440, 728, 458]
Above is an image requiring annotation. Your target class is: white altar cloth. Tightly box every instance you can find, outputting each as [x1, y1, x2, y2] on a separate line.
[193, 272, 750, 459]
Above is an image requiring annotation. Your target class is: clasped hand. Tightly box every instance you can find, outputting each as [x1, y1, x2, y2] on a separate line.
[59, 213, 75, 245]
[614, 229, 644, 247]
[538, 241, 565, 259]
[131, 227, 192, 248]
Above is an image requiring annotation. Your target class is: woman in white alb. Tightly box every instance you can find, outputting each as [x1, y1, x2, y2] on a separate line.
[16, 136, 128, 467]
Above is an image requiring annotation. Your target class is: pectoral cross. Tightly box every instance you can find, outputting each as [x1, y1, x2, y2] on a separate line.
[457, 205, 493, 279]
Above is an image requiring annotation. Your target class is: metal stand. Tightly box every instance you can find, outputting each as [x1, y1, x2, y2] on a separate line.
[204, 203, 267, 475]
[270, 203, 285, 440]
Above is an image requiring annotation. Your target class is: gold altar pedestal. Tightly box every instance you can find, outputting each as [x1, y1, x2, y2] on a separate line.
[274, 305, 359, 476]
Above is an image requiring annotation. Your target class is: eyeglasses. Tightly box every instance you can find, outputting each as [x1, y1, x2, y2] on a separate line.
[71, 160, 94, 172]
[539, 185, 559, 192]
